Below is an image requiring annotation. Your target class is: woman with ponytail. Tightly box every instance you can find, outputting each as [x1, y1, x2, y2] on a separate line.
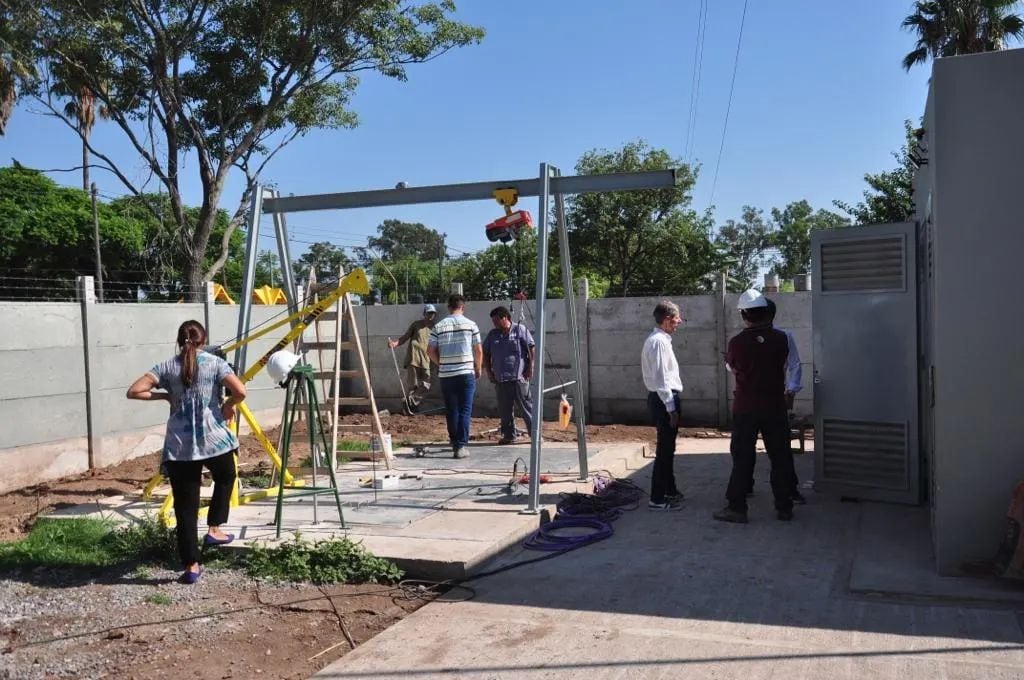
[127, 319, 246, 584]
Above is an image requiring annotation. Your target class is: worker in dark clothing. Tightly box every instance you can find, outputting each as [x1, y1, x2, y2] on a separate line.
[743, 298, 806, 504]
[714, 289, 798, 523]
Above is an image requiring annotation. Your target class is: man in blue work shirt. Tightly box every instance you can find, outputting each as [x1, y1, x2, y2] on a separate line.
[482, 306, 535, 444]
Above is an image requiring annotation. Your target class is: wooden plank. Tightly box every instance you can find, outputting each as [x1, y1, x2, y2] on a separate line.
[313, 369, 361, 380]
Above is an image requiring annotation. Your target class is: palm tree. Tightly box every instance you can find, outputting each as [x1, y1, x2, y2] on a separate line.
[902, 0, 1024, 70]
[62, 85, 109, 191]
[0, 24, 34, 136]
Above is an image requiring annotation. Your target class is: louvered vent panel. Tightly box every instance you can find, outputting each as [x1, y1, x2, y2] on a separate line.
[820, 237, 904, 292]
[822, 419, 908, 490]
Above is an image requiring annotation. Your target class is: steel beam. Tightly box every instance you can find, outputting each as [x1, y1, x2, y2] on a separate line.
[262, 169, 679, 214]
[526, 163, 552, 515]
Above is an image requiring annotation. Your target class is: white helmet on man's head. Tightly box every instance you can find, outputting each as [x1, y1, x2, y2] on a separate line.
[267, 350, 302, 387]
[737, 289, 768, 310]
[423, 304, 437, 315]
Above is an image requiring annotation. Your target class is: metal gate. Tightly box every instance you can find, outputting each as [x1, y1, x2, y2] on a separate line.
[811, 222, 920, 504]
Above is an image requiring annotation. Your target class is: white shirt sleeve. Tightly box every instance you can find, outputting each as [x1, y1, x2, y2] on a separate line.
[653, 338, 678, 412]
[785, 330, 802, 394]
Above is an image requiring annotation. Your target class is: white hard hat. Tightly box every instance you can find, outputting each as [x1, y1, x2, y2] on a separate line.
[267, 350, 301, 387]
[737, 289, 768, 310]
[423, 304, 437, 314]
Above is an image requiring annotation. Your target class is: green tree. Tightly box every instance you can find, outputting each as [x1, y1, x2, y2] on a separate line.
[714, 206, 773, 291]
[360, 219, 444, 261]
[769, 200, 849, 279]
[106, 192, 244, 300]
[446, 233, 539, 301]
[902, 0, 1024, 70]
[564, 140, 714, 296]
[0, 165, 145, 299]
[835, 121, 922, 225]
[293, 242, 351, 283]
[255, 251, 279, 288]
[7, 1, 484, 298]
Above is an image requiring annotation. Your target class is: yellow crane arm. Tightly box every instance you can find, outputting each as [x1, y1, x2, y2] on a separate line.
[219, 267, 370, 385]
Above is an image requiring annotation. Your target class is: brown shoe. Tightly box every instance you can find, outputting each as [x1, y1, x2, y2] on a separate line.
[713, 506, 749, 524]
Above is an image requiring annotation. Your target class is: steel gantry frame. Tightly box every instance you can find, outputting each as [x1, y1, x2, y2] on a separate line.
[237, 164, 680, 514]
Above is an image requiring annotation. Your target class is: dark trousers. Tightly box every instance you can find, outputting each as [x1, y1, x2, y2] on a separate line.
[647, 391, 681, 503]
[496, 380, 534, 439]
[440, 373, 476, 450]
[748, 416, 800, 493]
[164, 450, 237, 567]
[727, 411, 795, 513]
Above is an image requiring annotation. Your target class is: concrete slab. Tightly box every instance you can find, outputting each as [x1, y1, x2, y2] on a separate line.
[46, 441, 647, 581]
[850, 503, 1024, 606]
[315, 441, 1024, 680]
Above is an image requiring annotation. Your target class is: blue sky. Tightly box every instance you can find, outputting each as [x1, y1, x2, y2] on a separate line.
[1, 0, 934, 259]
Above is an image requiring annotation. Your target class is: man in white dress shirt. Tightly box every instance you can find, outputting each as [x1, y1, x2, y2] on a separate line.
[641, 300, 685, 511]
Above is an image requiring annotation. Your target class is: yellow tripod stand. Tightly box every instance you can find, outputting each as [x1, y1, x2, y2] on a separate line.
[142, 269, 370, 527]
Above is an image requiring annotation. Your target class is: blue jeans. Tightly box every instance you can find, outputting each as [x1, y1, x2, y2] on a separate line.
[440, 373, 476, 450]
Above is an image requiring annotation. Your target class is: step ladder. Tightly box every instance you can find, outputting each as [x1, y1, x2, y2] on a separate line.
[302, 269, 392, 470]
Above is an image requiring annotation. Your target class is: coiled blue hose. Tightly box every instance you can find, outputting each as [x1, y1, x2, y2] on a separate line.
[522, 517, 614, 551]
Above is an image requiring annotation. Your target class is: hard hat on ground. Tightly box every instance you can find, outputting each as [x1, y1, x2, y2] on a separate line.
[737, 289, 768, 310]
[267, 350, 302, 387]
[423, 304, 437, 314]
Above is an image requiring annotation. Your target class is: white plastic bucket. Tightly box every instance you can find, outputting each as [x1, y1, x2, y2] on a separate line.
[370, 434, 393, 459]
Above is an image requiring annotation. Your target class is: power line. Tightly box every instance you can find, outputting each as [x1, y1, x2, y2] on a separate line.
[685, 0, 709, 162]
[708, 0, 749, 208]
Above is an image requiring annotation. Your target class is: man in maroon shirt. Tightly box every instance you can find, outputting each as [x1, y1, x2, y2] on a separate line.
[714, 289, 798, 523]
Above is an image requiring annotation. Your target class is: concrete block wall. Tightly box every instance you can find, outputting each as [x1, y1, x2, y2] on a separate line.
[0, 293, 291, 495]
[353, 297, 579, 423]
[0, 289, 813, 493]
[352, 290, 812, 427]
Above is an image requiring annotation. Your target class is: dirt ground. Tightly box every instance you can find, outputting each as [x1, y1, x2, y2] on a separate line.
[0, 567, 433, 679]
[0, 412, 723, 679]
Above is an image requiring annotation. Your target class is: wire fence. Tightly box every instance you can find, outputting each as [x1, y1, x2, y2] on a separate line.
[0, 274, 209, 303]
[0, 268, 718, 304]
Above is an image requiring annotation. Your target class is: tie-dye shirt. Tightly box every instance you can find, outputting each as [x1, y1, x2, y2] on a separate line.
[148, 351, 239, 462]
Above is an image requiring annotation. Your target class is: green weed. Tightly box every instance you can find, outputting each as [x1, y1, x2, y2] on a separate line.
[245, 536, 403, 585]
[146, 592, 172, 605]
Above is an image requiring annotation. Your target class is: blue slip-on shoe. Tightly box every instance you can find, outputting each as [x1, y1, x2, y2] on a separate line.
[203, 533, 235, 547]
[181, 566, 204, 584]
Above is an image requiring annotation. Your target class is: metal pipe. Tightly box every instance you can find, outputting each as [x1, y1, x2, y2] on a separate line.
[542, 380, 577, 395]
[235, 186, 265, 375]
[269, 188, 298, 316]
[526, 163, 551, 515]
[553, 167, 589, 481]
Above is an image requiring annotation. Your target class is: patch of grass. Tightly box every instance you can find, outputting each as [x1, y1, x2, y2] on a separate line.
[0, 516, 180, 571]
[336, 440, 371, 452]
[0, 519, 400, 588]
[0, 518, 117, 569]
[104, 515, 179, 566]
[245, 535, 403, 585]
[146, 592, 172, 606]
[240, 471, 273, 488]
[132, 564, 154, 579]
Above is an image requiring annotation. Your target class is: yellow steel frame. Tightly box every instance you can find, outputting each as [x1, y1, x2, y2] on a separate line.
[143, 268, 371, 527]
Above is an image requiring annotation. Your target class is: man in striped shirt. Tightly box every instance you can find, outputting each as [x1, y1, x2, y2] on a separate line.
[428, 294, 483, 458]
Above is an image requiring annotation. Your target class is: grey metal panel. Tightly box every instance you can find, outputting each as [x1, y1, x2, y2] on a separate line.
[812, 222, 920, 504]
[262, 170, 680, 214]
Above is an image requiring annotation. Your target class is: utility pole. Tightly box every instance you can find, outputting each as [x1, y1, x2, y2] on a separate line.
[90, 183, 104, 303]
[438, 232, 446, 300]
